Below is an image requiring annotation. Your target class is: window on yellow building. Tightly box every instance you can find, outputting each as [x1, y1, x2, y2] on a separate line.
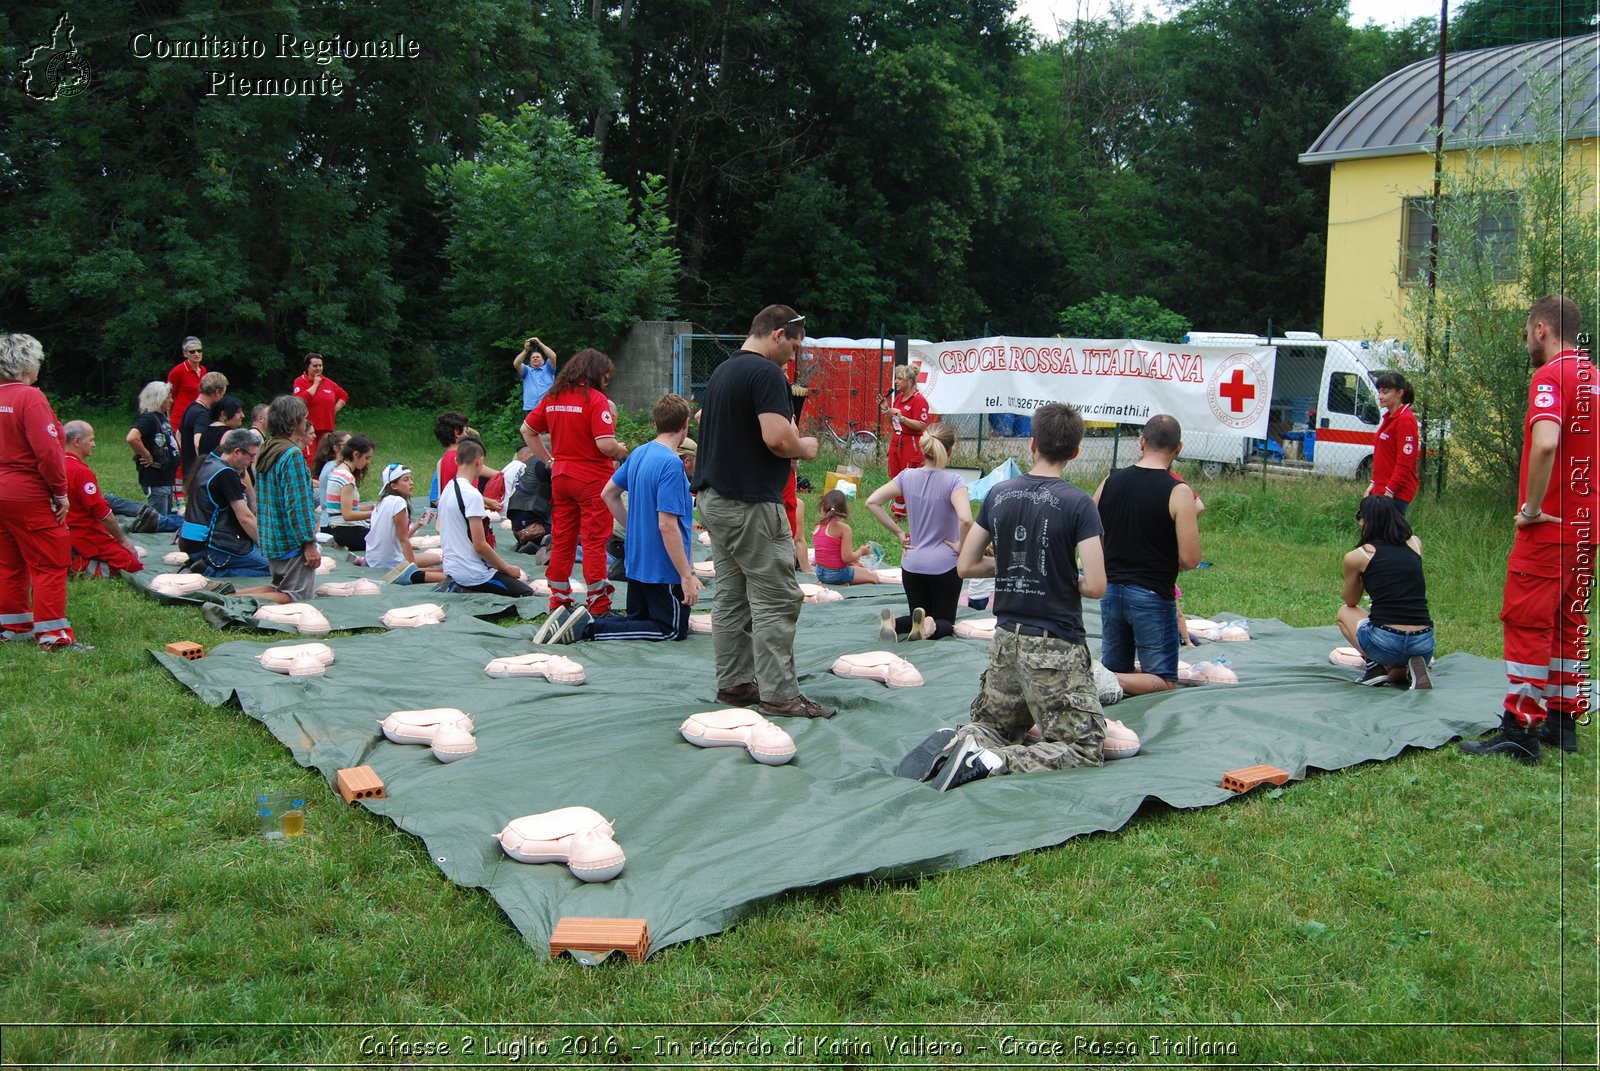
[1400, 192, 1519, 285]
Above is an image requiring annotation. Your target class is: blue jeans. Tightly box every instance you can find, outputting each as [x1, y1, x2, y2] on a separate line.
[144, 485, 177, 516]
[106, 493, 184, 531]
[1099, 582, 1179, 681]
[1356, 619, 1433, 667]
[200, 547, 271, 577]
[814, 563, 854, 585]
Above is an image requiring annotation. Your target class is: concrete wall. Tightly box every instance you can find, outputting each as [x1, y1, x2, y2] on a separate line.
[610, 320, 690, 414]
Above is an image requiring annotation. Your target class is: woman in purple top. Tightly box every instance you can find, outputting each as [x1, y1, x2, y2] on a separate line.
[866, 422, 972, 640]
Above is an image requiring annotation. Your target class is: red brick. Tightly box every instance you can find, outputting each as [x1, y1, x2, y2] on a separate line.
[336, 765, 386, 803]
[1221, 764, 1291, 794]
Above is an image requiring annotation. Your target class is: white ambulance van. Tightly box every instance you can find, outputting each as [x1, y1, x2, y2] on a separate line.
[1178, 331, 1403, 480]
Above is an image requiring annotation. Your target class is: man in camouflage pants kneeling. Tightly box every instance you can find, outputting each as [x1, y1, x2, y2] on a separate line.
[898, 403, 1108, 790]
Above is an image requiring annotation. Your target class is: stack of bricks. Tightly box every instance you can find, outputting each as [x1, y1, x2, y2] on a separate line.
[550, 918, 649, 963]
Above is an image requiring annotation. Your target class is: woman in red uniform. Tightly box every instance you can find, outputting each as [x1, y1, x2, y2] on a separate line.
[292, 352, 349, 461]
[880, 364, 930, 519]
[1364, 371, 1419, 515]
[521, 348, 628, 619]
[0, 332, 83, 650]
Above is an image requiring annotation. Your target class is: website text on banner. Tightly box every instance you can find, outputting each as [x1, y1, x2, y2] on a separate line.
[912, 337, 1279, 438]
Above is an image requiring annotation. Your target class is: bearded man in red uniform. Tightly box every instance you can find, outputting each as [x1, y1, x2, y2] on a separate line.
[62, 421, 144, 577]
[1463, 295, 1595, 764]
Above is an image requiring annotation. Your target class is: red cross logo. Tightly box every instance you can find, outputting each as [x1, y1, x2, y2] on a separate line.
[1207, 351, 1270, 431]
[1218, 368, 1256, 413]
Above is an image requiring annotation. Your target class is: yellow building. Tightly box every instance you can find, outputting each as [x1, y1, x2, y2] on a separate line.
[1301, 36, 1598, 339]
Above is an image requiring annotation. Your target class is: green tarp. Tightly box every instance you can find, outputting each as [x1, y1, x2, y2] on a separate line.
[156, 585, 1502, 957]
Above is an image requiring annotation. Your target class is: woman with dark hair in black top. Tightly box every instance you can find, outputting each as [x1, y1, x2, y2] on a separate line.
[1337, 495, 1434, 688]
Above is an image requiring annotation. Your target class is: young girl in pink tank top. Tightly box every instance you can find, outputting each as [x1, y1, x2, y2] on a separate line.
[812, 490, 882, 585]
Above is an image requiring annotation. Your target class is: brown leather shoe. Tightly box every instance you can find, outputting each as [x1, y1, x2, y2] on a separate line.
[715, 682, 762, 706]
[758, 693, 837, 719]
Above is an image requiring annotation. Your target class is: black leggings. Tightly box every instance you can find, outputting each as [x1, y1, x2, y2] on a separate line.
[456, 569, 533, 597]
[325, 525, 368, 551]
[897, 567, 961, 639]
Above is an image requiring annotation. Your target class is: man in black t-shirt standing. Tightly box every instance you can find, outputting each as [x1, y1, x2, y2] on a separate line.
[1092, 414, 1201, 693]
[180, 371, 229, 478]
[693, 304, 832, 719]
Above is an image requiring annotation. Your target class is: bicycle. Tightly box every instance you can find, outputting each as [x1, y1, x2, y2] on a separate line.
[819, 417, 879, 460]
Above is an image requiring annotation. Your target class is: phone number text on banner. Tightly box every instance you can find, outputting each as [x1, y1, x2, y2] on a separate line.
[911, 336, 1278, 437]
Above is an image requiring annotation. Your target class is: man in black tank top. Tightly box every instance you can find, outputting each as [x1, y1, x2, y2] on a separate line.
[1092, 415, 1202, 691]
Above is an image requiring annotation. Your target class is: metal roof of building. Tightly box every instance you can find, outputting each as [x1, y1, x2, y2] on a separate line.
[1300, 36, 1599, 164]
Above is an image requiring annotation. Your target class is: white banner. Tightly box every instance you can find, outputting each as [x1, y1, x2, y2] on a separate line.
[911, 336, 1279, 437]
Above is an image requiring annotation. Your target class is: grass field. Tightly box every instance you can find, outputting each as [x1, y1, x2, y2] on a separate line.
[1, 407, 1594, 1067]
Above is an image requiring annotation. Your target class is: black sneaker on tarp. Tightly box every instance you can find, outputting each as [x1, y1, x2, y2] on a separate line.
[896, 727, 957, 780]
[933, 735, 1000, 791]
[1406, 655, 1432, 690]
[1355, 663, 1389, 686]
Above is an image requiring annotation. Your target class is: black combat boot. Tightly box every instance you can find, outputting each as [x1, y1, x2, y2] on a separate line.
[1537, 714, 1578, 754]
[1460, 713, 1541, 766]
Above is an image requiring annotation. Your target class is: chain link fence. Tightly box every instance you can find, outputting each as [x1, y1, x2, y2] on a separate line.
[674, 332, 1408, 490]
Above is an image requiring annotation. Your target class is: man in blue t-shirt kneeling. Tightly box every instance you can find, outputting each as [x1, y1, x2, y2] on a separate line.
[564, 392, 702, 642]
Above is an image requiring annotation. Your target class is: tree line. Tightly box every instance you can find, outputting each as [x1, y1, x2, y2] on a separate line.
[0, 0, 1582, 410]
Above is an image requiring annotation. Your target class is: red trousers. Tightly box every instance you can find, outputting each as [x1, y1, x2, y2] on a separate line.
[70, 526, 144, 577]
[1501, 536, 1593, 725]
[783, 469, 798, 537]
[546, 471, 613, 616]
[0, 498, 75, 646]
